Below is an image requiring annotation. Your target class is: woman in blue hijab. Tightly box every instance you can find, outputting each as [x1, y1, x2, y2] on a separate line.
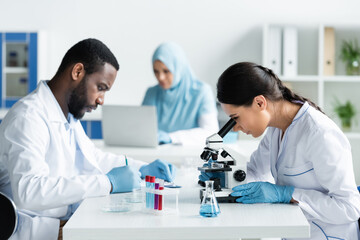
[142, 42, 219, 145]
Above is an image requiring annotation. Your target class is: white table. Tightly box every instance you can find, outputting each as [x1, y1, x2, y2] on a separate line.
[92, 140, 261, 167]
[63, 168, 310, 240]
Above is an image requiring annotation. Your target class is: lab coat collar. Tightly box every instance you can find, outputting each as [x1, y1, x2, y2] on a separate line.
[38, 81, 103, 174]
[274, 101, 310, 176]
[292, 101, 310, 124]
[37, 80, 68, 124]
[66, 113, 78, 131]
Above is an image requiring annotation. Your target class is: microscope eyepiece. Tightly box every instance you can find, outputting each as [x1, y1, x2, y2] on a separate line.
[218, 118, 236, 138]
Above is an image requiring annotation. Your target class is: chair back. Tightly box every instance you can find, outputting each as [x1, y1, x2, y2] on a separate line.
[0, 192, 17, 239]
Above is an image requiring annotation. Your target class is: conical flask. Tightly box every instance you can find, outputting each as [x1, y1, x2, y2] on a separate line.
[199, 180, 220, 217]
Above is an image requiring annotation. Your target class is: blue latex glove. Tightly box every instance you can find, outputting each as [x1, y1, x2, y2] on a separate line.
[106, 166, 141, 193]
[139, 159, 176, 182]
[198, 163, 225, 187]
[231, 182, 294, 204]
[158, 130, 172, 145]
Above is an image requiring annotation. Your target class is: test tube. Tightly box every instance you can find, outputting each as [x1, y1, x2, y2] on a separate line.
[158, 179, 164, 211]
[154, 179, 159, 210]
[149, 176, 155, 209]
[145, 176, 150, 208]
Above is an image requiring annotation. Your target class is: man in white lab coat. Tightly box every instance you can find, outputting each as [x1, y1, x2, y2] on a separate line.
[0, 38, 176, 240]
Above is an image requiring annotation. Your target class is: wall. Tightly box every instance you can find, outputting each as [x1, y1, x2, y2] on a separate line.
[1, 0, 360, 185]
[1, 0, 360, 105]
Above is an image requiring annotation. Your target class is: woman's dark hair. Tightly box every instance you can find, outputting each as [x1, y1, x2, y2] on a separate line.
[217, 62, 323, 113]
[55, 38, 119, 76]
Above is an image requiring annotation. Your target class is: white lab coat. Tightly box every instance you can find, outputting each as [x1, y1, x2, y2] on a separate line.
[247, 102, 360, 239]
[0, 81, 145, 240]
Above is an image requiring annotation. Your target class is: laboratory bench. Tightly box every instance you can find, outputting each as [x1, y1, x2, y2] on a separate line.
[91, 139, 261, 167]
[63, 167, 310, 240]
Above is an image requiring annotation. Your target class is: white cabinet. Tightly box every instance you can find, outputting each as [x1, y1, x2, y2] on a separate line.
[262, 24, 360, 185]
[0, 32, 38, 108]
[263, 24, 360, 134]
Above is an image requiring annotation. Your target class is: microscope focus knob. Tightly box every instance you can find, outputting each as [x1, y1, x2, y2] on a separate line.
[233, 170, 246, 182]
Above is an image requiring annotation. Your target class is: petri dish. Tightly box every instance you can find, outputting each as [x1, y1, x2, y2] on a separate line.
[102, 203, 132, 213]
[124, 189, 144, 203]
[102, 196, 132, 212]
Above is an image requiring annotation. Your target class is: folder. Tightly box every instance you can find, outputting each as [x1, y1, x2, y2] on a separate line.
[282, 27, 298, 77]
[267, 26, 282, 75]
[323, 27, 335, 75]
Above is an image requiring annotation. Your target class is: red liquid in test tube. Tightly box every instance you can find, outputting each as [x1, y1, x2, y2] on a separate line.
[158, 180, 164, 211]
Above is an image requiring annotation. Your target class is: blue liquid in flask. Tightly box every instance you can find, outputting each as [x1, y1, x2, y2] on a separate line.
[199, 204, 220, 217]
[199, 180, 220, 218]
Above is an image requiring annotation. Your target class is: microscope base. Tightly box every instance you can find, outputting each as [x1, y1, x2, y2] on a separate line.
[200, 189, 239, 203]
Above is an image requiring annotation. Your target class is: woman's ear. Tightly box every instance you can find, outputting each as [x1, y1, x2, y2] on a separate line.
[71, 63, 85, 81]
[253, 95, 267, 110]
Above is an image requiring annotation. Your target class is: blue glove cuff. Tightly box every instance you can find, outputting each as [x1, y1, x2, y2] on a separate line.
[280, 185, 295, 203]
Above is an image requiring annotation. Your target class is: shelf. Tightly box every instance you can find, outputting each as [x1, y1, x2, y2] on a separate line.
[344, 132, 360, 139]
[280, 75, 360, 83]
[323, 76, 360, 82]
[263, 24, 360, 133]
[280, 75, 320, 82]
[278, 75, 360, 82]
[4, 67, 28, 74]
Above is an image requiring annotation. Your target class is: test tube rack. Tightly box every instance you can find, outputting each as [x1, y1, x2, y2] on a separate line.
[144, 187, 179, 215]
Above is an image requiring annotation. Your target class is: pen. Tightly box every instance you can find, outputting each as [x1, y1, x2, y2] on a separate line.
[125, 155, 128, 166]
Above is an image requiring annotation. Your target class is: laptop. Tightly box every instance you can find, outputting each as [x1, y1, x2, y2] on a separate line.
[102, 105, 158, 148]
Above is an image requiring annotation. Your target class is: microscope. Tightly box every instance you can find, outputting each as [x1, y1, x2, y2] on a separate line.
[198, 118, 247, 203]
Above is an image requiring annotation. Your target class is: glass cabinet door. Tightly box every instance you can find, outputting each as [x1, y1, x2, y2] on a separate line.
[0, 32, 37, 108]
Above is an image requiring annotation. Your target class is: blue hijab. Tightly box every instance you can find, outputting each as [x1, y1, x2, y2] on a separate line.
[142, 42, 216, 132]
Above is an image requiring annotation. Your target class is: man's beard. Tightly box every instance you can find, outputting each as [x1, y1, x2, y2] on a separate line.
[68, 77, 88, 119]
